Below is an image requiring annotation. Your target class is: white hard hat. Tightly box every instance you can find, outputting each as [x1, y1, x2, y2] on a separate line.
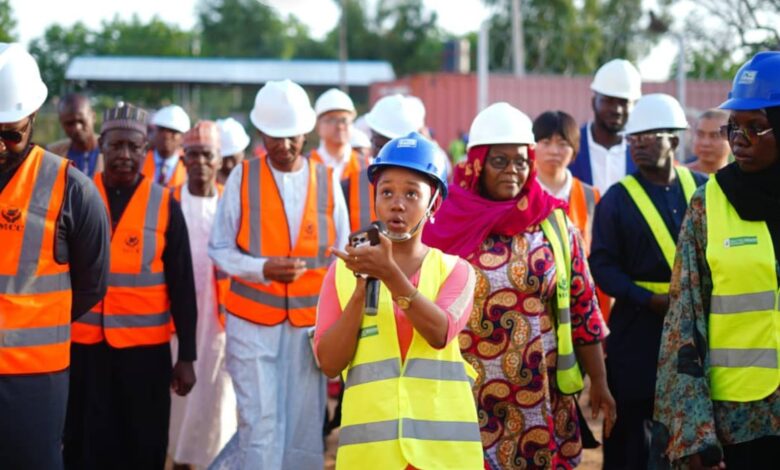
[0, 43, 47, 123]
[623, 93, 688, 135]
[349, 127, 371, 149]
[467, 102, 535, 150]
[314, 88, 355, 116]
[590, 59, 642, 101]
[364, 94, 425, 139]
[250, 79, 316, 137]
[152, 104, 191, 133]
[216, 117, 250, 156]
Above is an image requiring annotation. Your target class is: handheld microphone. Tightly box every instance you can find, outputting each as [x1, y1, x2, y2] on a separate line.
[348, 221, 386, 316]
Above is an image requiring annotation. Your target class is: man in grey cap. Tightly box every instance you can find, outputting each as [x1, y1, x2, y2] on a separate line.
[64, 103, 198, 470]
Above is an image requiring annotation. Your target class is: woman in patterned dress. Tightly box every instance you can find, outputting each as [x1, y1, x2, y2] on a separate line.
[424, 103, 615, 469]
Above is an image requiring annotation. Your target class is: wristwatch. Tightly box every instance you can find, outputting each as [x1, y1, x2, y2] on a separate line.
[394, 289, 419, 310]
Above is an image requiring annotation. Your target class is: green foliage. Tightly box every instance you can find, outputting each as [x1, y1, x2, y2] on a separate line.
[0, 0, 15, 42]
[29, 22, 94, 97]
[198, 0, 290, 57]
[375, 0, 444, 75]
[664, 0, 780, 80]
[483, 0, 653, 74]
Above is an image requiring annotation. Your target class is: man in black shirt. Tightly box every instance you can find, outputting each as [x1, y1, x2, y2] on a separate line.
[64, 103, 197, 470]
[0, 43, 110, 470]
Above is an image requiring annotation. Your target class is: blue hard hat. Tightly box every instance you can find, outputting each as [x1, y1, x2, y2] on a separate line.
[720, 51, 780, 111]
[367, 132, 449, 199]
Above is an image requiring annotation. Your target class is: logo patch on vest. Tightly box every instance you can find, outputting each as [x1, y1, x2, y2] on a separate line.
[122, 232, 142, 254]
[0, 206, 23, 232]
[723, 236, 758, 248]
[359, 325, 378, 338]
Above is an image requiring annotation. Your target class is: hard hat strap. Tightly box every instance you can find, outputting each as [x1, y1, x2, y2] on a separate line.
[384, 187, 440, 243]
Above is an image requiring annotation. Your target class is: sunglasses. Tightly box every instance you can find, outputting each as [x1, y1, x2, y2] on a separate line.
[486, 155, 530, 170]
[626, 132, 675, 146]
[720, 123, 774, 146]
[0, 119, 31, 144]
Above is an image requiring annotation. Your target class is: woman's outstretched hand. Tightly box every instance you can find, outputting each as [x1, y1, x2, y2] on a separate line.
[332, 232, 398, 282]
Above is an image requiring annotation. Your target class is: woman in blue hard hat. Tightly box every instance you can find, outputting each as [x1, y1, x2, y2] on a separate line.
[654, 51, 780, 469]
[314, 132, 484, 469]
[424, 102, 615, 469]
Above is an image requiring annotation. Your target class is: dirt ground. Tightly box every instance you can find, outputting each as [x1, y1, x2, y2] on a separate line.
[323, 385, 605, 470]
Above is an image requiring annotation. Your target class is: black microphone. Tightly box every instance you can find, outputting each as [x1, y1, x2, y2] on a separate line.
[348, 221, 386, 316]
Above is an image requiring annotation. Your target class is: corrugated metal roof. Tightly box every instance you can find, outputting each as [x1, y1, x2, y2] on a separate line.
[65, 56, 395, 86]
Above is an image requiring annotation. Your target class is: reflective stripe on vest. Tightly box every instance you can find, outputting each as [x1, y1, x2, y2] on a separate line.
[333, 248, 483, 469]
[567, 178, 600, 251]
[540, 209, 584, 394]
[73, 175, 172, 347]
[620, 167, 697, 294]
[0, 147, 72, 374]
[705, 177, 780, 401]
[227, 157, 335, 327]
[348, 156, 375, 232]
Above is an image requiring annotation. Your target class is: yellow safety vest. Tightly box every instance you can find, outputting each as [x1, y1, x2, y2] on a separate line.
[619, 167, 697, 294]
[705, 177, 780, 402]
[333, 247, 483, 470]
[539, 209, 584, 395]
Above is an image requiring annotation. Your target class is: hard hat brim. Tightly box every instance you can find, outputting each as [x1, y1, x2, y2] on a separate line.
[220, 136, 251, 157]
[590, 84, 641, 101]
[364, 113, 404, 140]
[250, 108, 316, 138]
[719, 97, 780, 111]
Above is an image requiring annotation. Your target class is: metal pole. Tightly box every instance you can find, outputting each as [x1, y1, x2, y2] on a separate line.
[675, 32, 686, 110]
[675, 32, 687, 161]
[511, 0, 525, 76]
[339, 0, 348, 92]
[477, 20, 489, 111]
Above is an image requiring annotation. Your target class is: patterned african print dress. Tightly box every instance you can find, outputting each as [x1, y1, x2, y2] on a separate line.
[460, 221, 606, 469]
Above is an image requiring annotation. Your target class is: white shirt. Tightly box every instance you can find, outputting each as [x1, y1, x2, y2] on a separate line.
[153, 150, 181, 184]
[316, 143, 353, 181]
[538, 169, 574, 201]
[169, 185, 236, 466]
[586, 122, 628, 194]
[208, 158, 350, 284]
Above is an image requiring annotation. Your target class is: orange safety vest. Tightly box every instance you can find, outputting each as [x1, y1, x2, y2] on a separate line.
[142, 149, 187, 188]
[0, 146, 71, 374]
[172, 183, 227, 328]
[310, 149, 376, 232]
[567, 177, 613, 323]
[72, 174, 172, 347]
[227, 157, 336, 327]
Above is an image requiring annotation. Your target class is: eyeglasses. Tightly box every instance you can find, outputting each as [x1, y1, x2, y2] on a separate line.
[322, 116, 352, 126]
[486, 155, 530, 170]
[720, 124, 773, 145]
[626, 132, 675, 146]
[0, 119, 31, 144]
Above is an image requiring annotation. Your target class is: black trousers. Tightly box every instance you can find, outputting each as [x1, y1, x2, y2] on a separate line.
[603, 397, 654, 470]
[0, 370, 69, 470]
[64, 342, 172, 470]
[723, 435, 780, 470]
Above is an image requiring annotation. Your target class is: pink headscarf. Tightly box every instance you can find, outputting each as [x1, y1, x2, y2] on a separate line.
[422, 145, 567, 259]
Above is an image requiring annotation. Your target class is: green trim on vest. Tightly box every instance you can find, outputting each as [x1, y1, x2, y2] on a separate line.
[620, 167, 697, 293]
[705, 177, 780, 402]
[540, 209, 584, 395]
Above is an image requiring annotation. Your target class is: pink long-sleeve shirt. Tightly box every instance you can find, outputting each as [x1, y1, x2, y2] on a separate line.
[314, 257, 476, 362]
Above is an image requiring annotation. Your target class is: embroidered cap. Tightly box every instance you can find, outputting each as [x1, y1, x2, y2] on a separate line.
[182, 120, 220, 151]
[100, 102, 149, 136]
